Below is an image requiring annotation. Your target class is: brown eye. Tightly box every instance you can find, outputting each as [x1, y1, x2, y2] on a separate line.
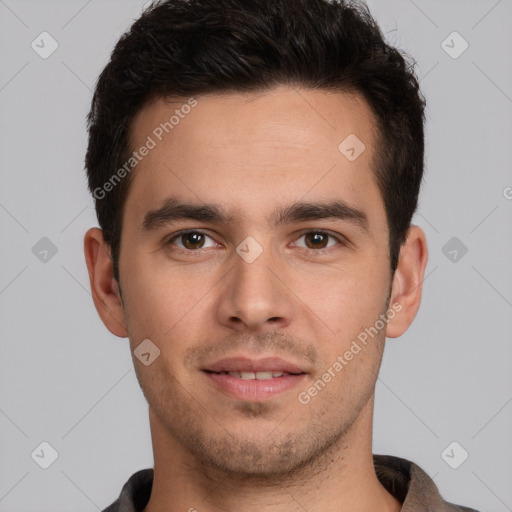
[296, 231, 340, 250]
[166, 230, 216, 250]
[181, 232, 205, 249]
[304, 232, 329, 249]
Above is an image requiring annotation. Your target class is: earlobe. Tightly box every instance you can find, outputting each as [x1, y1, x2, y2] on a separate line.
[83, 227, 128, 338]
[385, 225, 428, 338]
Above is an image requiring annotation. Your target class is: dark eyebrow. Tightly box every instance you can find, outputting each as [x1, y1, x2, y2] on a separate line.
[141, 196, 368, 233]
[270, 200, 368, 231]
[141, 197, 233, 232]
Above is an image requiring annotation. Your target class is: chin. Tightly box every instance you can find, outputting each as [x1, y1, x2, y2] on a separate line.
[194, 438, 310, 477]
[175, 419, 345, 480]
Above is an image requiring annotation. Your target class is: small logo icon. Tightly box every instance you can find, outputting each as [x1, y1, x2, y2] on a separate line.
[442, 237, 468, 263]
[236, 236, 263, 263]
[31, 441, 59, 469]
[441, 441, 469, 469]
[338, 134, 366, 161]
[503, 186, 512, 200]
[134, 339, 161, 366]
[441, 32, 468, 59]
[32, 237, 58, 263]
[31, 31, 59, 59]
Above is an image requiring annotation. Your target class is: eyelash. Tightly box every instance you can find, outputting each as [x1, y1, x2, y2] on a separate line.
[164, 228, 347, 253]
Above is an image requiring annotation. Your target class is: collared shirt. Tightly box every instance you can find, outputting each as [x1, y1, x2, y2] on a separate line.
[101, 454, 481, 512]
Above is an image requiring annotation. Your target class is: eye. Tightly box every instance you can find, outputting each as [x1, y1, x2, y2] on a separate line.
[165, 229, 217, 250]
[294, 230, 342, 250]
[164, 229, 345, 253]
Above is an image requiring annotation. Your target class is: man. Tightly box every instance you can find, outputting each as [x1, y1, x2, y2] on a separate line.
[83, 0, 480, 510]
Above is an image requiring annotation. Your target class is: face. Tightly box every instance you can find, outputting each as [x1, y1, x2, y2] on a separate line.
[103, 86, 405, 476]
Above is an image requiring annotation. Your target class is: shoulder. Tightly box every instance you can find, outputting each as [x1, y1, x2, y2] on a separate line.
[374, 454, 482, 512]
[101, 468, 154, 512]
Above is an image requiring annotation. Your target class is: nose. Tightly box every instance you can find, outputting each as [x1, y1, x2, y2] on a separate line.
[216, 243, 295, 332]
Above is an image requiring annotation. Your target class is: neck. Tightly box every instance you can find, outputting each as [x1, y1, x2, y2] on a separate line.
[142, 398, 402, 512]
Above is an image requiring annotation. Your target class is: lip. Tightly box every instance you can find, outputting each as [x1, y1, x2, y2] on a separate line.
[203, 357, 305, 374]
[202, 357, 308, 401]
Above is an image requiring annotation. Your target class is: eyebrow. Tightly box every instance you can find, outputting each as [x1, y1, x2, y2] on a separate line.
[141, 196, 369, 233]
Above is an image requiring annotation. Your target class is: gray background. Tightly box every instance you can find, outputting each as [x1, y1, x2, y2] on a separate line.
[0, 0, 511, 510]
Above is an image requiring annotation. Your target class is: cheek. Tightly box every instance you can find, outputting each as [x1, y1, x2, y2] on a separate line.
[295, 255, 390, 334]
[121, 251, 203, 341]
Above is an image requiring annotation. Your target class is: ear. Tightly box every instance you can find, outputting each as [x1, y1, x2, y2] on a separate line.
[84, 227, 128, 338]
[386, 225, 428, 338]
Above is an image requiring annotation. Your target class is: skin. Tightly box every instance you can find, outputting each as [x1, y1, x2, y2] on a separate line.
[84, 85, 428, 512]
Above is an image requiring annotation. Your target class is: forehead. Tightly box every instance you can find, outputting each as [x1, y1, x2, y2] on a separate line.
[124, 85, 383, 229]
[132, 85, 377, 156]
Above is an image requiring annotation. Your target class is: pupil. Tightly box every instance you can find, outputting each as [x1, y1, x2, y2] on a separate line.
[184, 233, 203, 249]
[307, 233, 326, 248]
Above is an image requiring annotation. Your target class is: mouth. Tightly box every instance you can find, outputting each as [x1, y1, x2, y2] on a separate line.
[202, 357, 308, 400]
[206, 370, 299, 380]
